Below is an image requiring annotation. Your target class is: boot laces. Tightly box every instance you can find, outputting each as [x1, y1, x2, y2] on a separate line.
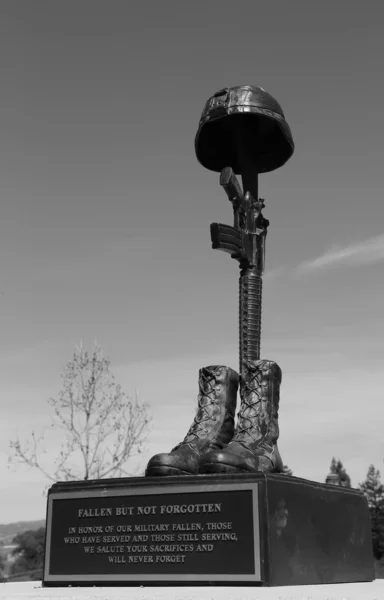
[181, 368, 218, 444]
[235, 361, 280, 465]
[236, 363, 276, 451]
[236, 372, 263, 440]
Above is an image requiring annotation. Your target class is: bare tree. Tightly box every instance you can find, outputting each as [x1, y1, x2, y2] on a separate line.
[9, 342, 150, 481]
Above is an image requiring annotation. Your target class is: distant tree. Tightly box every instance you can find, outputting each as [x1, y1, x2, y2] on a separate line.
[0, 553, 5, 581]
[328, 457, 352, 487]
[283, 465, 293, 477]
[359, 465, 384, 560]
[9, 342, 150, 482]
[10, 527, 45, 580]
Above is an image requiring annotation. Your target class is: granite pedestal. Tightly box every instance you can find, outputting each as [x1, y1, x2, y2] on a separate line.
[43, 473, 374, 587]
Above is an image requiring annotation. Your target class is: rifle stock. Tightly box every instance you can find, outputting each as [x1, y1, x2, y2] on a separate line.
[220, 167, 243, 206]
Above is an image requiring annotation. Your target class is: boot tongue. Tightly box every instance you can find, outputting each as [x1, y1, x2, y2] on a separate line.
[201, 365, 222, 382]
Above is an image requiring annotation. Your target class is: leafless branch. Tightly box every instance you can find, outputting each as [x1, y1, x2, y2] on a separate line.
[9, 342, 151, 484]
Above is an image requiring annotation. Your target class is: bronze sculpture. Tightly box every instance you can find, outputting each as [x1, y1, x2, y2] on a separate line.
[145, 366, 238, 476]
[43, 85, 375, 588]
[146, 85, 294, 477]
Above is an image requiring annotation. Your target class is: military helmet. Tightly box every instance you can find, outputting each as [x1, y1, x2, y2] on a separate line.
[195, 85, 294, 174]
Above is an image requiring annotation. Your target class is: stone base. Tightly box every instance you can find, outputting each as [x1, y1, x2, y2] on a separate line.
[43, 473, 374, 587]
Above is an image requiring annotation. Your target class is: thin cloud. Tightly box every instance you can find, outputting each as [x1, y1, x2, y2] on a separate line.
[295, 233, 384, 275]
[264, 266, 285, 281]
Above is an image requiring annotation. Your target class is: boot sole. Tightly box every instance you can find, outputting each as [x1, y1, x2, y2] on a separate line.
[145, 466, 195, 477]
[200, 463, 252, 474]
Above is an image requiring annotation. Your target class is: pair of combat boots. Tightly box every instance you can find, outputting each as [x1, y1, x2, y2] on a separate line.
[145, 360, 283, 476]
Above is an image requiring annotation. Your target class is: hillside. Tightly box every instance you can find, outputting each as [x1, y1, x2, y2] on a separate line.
[0, 520, 45, 544]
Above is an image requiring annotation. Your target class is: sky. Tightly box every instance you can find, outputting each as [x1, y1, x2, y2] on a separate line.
[1, 0, 384, 523]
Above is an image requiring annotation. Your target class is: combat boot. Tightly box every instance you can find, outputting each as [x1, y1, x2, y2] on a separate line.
[145, 365, 239, 476]
[199, 360, 283, 474]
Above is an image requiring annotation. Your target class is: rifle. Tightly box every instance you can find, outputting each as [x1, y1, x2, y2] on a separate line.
[210, 163, 269, 373]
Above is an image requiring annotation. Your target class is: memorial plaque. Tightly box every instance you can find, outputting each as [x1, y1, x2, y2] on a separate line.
[44, 477, 261, 584]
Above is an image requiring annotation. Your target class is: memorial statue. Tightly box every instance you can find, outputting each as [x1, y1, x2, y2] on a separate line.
[44, 85, 374, 588]
[145, 85, 294, 477]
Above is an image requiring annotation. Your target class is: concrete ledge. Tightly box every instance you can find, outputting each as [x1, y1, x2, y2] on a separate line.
[1, 580, 384, 600]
